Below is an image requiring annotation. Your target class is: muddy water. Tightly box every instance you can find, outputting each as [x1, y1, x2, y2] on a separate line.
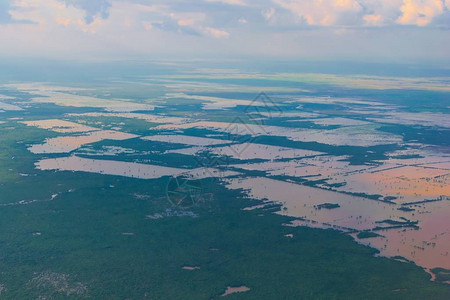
[155, 121, 402, 147]
[28, 131, 138, 154]
[224, 176, 450, 270]
[221, 286, 250, 297]
[36, 156, 239, 180]
[22, 119, 98, 133]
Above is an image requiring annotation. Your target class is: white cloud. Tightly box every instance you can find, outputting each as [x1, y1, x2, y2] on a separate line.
[203, 27, 230, 38]
[363, 14, 383, 26]
[397, 0, 446, 26]
[273, 0, 363, 26]
[262, 8, 276, 21]
[0, 0, 449, 61]
[272, 0, 449, 27]
[204, 0, 247, 5]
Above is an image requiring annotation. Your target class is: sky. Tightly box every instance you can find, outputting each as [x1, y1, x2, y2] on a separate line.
[0, 0, 449, 63]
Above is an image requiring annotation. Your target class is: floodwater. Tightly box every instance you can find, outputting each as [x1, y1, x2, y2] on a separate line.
[36, 156, 239, 180]
[232, 155, 368, 179]
[165, 93, 254, 109]
[352, 199, 450, 270]
[28, 130, 138, 154]
[224, 176, 450, 270]
[155, 135, 324, 160]
[0, 101, 23, 111]
[369, 112, 450, 129]
[69, 112, 187, 125]
[330, 165, 450, 204]
[22, 119, 98, 133]
[16, 84, 449, 275]
[7, 84, 155, 112]
[155, 121, 402, 147]
[303, 117, 371, 127]
[221, 286, 250, 297]
[78, 146, 138, 156]
[209, 143, 322, 161]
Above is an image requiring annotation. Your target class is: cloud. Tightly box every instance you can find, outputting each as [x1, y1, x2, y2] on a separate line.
[62, 0, 112, 24]
[363, 14, 383, 26]
[1, 0, 36, 24]
[0, 0, 449, 61]
[271, 0, 450, 27]
[203, 27, 230, 38]
[204, 0, 247, 5]
[273, 0, 364, 26]
[396, 0, 447, 26]
[10, 0, 82, 24]
[262, 8, 276, 21]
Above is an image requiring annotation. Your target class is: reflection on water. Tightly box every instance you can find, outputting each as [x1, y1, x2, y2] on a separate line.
[221, 286, 250, 297]
[369, 112, 450, 129]
[0, 101, 23, 111]
[36, 156, 239, 180]
[69, 112, 187, 125]
[18, 90, 449, 276]
[224, 176, 450, 270]
[155, 121, 402, 147]
[22, 119, 98, 133]
[330, 165, 450, 204]
[7, 84, 155, 112]
[209, 143, 323, 161]
[232, 155, 367, 178]
[165, 93, 254, 110]
[28, 130, 138, 154]
[23, 118, 138, 154]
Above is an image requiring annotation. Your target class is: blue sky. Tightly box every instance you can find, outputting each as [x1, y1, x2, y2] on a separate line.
[0, 0, 449, 62]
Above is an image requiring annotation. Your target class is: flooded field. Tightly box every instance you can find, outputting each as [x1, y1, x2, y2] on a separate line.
[28, 130, 138, 154]
[69, 112, 187, 125]
[5, 84, 155, 112]
[22, 119, 99, 133]
[329, 165, 449, 204]
[221, 286, 251, 297]
[165, 93, 254, 109]
[17, 94, 449, 275]
[0, 101, 23, 111]
[224, 176, 450, 270]
[36, 156, 239, 180]
[155, 121, 403, 147]
[1, 67, 449, 299]
[232, 155, 369, 178]
[369, 112, 450, 129]
[2, 3, 450, 296]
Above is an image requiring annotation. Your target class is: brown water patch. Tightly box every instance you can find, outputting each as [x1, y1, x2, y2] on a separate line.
[224, 176, 450, 270]
[28, 130, 138, 154]
[36, 156, 239, 180]
[22, 119, 98, 133]
[221, 286, 250, 297]
[330, 165, 450, 204]
[155, 122, 402, 147]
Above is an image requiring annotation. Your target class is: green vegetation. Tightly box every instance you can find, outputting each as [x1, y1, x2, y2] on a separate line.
[398, 206, 415, 212]
[357, 231, 381, 239]
[1, 69, 450, 299]
[0, 175, 449, 299]
[314, 203, 340, 210]
[432, 268, 450, 284]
